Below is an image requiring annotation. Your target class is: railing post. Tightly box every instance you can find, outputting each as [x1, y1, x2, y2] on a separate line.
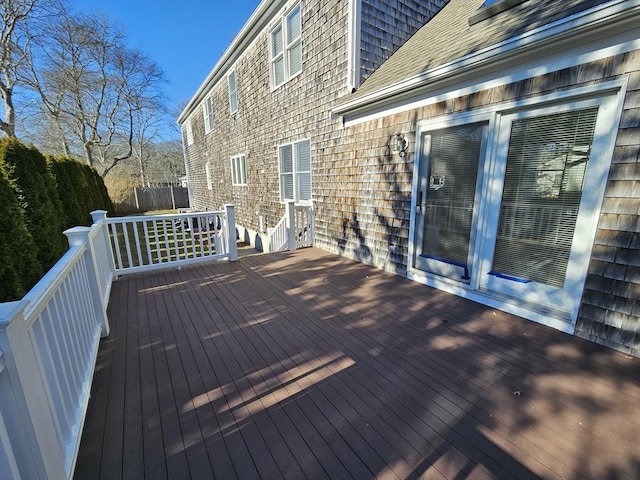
[285, 201, 296, 251]
[64, 227, 110, 337]
[0, 303, 66, 479]
[91, 210, 116, 279]
[224, 204, 238, 261]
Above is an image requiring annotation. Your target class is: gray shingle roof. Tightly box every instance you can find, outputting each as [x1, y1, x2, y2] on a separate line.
[343, 0, 610, 104]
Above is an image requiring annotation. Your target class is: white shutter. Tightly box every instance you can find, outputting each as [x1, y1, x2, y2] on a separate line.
[279, 145, 294, 201]
[492, 107, 598, 287]
[295, 140, 311, 201]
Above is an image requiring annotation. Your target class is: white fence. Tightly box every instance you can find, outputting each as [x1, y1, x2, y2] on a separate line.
[0, 206, 238, 479]
[268, 202, 314, 252]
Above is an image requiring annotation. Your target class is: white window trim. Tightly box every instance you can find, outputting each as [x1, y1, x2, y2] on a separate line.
[407, 80, 626, 332]
[269, 3, 302, 90]
[230, 154, 247, 186]
[205, 161, 213, 190]
[185, 118, 194, 145]
[228, 71, 238, 114]
[203, 96, 214, 133]
[278, 138, 312, 205]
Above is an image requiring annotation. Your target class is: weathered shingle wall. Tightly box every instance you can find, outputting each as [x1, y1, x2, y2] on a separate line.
[359, 0, 448, 84]
[314, 51, 640, 355]
[183, 0, 350, 242]
[575, 51, 640, 356]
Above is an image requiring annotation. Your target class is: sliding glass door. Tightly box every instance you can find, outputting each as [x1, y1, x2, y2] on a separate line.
[411, 90, 619, 320]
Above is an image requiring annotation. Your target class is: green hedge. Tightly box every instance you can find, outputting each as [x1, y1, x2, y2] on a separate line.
[0, 172, 42, 302]
[0, 138, 67, 272]
[47, 156, 114, 229]
[0, 140, 115, 302]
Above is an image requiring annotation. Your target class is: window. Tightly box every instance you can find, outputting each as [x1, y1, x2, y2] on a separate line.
[185, 118, 194, 145]
[231, 154, 247, 186]
[203, 96, 214, 133]
[205, 162, 213, 190]
[228, 71, 238, 114]
[279, 139, 311, 203]
[270, 4, 302, 88]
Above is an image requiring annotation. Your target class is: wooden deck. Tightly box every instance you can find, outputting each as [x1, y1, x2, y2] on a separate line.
[74, 248, 640, 480]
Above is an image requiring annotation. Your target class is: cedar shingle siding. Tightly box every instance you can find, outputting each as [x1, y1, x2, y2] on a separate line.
[359, 0, 448, 83]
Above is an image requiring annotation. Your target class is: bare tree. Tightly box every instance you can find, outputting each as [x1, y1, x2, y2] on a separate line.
[1, 0, 37, 137]
[22, 11, 166, 175]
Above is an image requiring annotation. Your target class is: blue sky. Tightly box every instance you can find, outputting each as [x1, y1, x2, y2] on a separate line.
[69, 0, 261, 116]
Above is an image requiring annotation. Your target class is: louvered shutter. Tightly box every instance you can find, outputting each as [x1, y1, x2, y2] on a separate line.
[295, 140, 311, 201]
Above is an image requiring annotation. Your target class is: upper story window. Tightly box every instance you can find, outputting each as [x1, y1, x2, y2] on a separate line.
[231, 154, 247, 186]
[185, 118, 194, 145]
[279, 139, 311, 204]
[203, 96, 215, 133]
[228, 71, 238, 114]
[270, 4, 302, 88]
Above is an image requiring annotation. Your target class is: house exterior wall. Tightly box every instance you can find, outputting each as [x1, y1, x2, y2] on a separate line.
[359, 0, 448, 83]
[314, 51, 640, 356]
[182, 0, 351, 246]
[181, 0, 448, 248]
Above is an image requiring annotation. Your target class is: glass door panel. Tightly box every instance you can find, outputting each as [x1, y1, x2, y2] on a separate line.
[482, 107, 600, 310]
[414, 123, 485, 282]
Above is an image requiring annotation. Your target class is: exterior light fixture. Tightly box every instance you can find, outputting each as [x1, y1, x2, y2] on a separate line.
[393, 133, 409, 157]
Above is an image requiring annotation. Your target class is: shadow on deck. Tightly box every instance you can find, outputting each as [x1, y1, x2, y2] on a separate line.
[75, 248, 640, 479]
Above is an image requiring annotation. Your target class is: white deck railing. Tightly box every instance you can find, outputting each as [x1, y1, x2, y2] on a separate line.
[268, 201, 314, 252]
[0, 206, 238, 480]
[107, 205, 237, 275]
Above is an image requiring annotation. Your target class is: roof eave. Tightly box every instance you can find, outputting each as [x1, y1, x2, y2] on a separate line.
[177, 0, 287, 124]
[333, 0, 640, 118]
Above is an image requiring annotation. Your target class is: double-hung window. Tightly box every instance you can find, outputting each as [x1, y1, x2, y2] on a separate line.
[279, 139, 311, 203]
[231, 154, 247, 186]
[203, 96, 214, 133]
[270, 4, 302, 88]
[228, 71, 238, 114]
[185, 118, 194, 145]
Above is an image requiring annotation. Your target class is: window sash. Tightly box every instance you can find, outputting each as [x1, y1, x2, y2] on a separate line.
[231, 155, 247, 186]
[185, 119, 194, 145]
[270, 3, 301, 87]
[228, 72, 238, 114]
[203, 97, 214, 133]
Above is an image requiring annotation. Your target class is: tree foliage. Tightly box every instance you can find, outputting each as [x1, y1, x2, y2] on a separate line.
[0, 168, 41, 301]
[47, 155, 112, 228]
[0, 137, 67, 270]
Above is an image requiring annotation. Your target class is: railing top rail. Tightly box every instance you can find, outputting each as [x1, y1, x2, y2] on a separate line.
[106, 210, 225, 223]
[1, 243, 87, 327]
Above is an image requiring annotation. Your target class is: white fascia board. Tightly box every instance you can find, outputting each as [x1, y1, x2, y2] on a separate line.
[333, 0, 640, 120]
[178, 0, 288, 124]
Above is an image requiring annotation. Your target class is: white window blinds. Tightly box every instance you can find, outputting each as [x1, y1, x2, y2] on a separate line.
[492, 107, 598, 287]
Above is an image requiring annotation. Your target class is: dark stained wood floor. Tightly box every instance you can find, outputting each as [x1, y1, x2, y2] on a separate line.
[74, 248, 640, 480]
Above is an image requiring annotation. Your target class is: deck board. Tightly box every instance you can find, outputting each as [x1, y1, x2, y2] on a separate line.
[75, 248, 640, 480]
